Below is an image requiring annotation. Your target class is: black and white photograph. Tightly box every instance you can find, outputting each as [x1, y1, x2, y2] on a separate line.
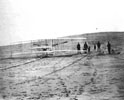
[0, 0, 124, 100]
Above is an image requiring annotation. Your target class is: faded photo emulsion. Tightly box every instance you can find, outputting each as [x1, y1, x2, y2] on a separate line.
[0, 0, 124, 100]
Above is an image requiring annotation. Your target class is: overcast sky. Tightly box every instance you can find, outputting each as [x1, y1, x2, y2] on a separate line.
[0, 0, 124, 45]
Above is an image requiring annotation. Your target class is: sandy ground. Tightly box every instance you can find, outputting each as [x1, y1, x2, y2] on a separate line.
[0, 52, 124, 100]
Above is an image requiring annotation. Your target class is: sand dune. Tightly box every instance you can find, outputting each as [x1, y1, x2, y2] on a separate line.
[0, 32, 124, 100]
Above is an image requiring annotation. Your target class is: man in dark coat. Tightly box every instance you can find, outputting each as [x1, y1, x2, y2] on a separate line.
[97, 41, 101, 49]
[94, 44, 96, 50]
[88, 46, 90, 53]
[107, 41, 111, 54]
[77, 42, 81, 54]
[83, 42, 88, 50]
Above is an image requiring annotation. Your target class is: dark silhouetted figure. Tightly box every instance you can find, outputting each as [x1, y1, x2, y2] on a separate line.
[77, 42, 81, 54]
[97, 41, 101, 49]
[88, 46, 90, 53]
[107, 41, 111, 54]
[83, 42, 88, 50]
[94, 44, 96, 50]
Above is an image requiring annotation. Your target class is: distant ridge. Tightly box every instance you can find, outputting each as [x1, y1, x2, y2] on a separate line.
[63, 31, 124, 38]
[0, 31, 124, 47]
[63, 31, 124, 46]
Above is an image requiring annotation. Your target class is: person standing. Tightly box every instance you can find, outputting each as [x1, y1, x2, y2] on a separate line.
[97, 41, 101, 49]
[88, 46, 90, 53]
[77, 42, 81, 54]
[83, 42, 88, 50]
[83, 42, 88, 53]
[94, 44, 96, 50]
[96, 41, 101, 53]
[107, 41, 111, 54]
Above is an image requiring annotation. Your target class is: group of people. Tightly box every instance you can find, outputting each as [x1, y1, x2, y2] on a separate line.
[77, 41, 111, 54]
